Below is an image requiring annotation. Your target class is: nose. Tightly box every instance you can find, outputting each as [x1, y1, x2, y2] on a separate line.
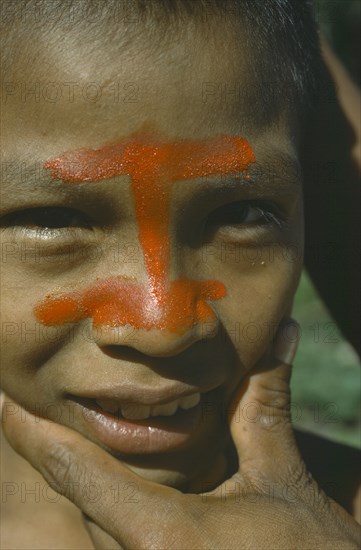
[34, 273, 225, 357]
[92, 315, 220, 357]
[87, 275, 225, 356]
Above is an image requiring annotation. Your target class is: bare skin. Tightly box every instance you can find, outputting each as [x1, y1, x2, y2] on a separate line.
[1, 16, 360, 550]
[2, 330, 360, 549]
[0, 422, 93, 549]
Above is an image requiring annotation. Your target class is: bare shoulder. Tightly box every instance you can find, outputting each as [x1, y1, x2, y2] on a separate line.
[295, 428, 361, 523]
[0, 426, 94, 550]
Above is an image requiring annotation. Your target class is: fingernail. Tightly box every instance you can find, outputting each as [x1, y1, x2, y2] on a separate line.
[273, 319, 300, 365]
[0, 391, 4, 420]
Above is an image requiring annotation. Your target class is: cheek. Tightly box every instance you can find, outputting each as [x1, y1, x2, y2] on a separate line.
[0, 271, 63, 396]
[217, 254, 301, 368]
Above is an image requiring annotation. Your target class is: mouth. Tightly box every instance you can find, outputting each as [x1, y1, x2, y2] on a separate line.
[71, 389, 218, 454]
[94, 391, 201, 420]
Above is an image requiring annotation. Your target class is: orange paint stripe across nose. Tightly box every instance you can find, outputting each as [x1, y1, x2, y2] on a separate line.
[37, 132, 255, 332]
[35, 277, 227, 332]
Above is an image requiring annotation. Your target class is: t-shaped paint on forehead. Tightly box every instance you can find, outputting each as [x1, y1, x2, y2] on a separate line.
[43, 131, 255, 183]
[37, 132, 255, 332]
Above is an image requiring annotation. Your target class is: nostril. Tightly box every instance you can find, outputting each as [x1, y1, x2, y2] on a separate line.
[94, 323, 216, 359]
[101, 345, 145, 361]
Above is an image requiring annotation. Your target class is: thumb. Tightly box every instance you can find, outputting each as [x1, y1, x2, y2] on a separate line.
[228, 318, 303, 482]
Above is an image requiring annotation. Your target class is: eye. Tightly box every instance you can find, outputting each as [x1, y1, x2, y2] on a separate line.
[3, 207, 92, 231]
[207, 201, 282, 228]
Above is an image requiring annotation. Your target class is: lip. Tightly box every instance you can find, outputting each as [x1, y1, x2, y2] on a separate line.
[67, 382, 217, 406]
[74, 395, 207, 454]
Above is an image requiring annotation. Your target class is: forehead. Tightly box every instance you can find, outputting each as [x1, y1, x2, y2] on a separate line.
[2, 18, 296, 163]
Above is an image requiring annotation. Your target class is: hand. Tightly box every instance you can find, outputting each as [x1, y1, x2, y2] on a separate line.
[2, 319, 360, 549]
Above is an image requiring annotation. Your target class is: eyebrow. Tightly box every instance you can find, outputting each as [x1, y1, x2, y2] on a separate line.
[0, 146, 301, 199]
[249, 148, 302, 193]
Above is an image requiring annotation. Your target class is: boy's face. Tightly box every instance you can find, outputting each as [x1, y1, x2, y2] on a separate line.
[1, 22, 303, 488]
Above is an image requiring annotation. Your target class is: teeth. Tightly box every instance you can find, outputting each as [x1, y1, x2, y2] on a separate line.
[121, 403, 151, 420]
[95, 392, 201, 420]
[95, 399, 120, 414]
[150, 401, 179, 417]
[178, 392, 201, 410]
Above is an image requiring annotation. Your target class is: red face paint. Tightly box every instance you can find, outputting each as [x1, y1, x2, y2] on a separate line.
[36, 277, 227, 332]
[37, 132, 255, 332]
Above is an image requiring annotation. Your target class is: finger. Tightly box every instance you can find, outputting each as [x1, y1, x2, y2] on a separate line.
[1, 396, 183, 549]
[228, 318, 304, 483]
[82, 514, 122, 549]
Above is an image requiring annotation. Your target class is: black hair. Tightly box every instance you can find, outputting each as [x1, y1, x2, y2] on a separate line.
[1, 0, 323, 125]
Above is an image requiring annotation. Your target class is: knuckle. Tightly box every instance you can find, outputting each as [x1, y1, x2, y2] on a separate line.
[257, 380, 291, 411]
[40, 439, 86, 494]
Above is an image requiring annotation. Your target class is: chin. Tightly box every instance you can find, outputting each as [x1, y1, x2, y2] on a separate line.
[117, 445, 229, 493]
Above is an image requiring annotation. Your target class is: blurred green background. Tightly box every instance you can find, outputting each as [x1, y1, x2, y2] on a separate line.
[291, 273, 360, 448]
[291, 1, 360, 449]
